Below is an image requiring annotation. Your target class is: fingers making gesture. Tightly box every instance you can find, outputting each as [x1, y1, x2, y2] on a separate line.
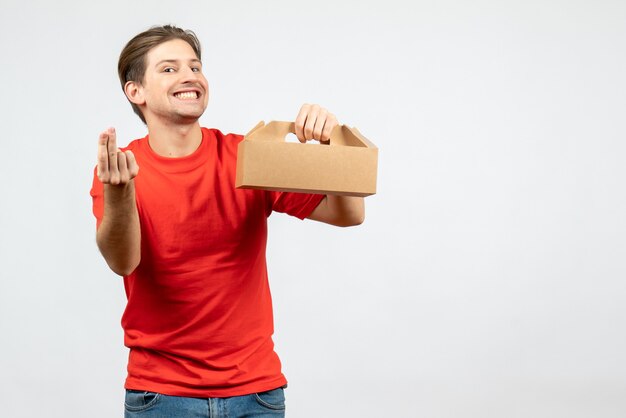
[294, 104, 338, 144]
[97, 127, 139, 185]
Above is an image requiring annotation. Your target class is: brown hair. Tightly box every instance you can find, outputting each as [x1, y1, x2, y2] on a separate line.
[118, 25, 202, 123]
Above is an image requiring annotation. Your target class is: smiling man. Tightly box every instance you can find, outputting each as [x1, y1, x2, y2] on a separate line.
[90, 25, 364, 418]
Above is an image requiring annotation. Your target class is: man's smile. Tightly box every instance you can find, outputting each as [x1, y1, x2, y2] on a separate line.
[173, 90, 200, 100]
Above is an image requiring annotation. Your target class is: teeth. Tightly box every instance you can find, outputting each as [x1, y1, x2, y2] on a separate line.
[174, 91, 198, 99]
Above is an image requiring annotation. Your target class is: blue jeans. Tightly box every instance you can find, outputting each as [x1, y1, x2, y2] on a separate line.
[124, 387, 286, 417]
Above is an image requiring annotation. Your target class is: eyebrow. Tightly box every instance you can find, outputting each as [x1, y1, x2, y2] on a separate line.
[154, 58, 202, 67]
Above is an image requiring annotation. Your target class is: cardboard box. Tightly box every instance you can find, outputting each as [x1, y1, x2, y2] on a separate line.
[235, 121, 378, 196]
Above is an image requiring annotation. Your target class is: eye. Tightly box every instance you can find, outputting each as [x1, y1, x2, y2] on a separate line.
[163, 67, 175, 73]
[191, 67, 201, 73]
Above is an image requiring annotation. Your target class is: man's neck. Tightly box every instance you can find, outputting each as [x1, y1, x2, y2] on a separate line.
[146, 119, 203, 158]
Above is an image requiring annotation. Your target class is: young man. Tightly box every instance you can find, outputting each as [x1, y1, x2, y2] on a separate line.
[91, 25, 364, 418]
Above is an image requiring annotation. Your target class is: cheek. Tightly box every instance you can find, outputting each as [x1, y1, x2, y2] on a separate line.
[202, 79, 210, 101]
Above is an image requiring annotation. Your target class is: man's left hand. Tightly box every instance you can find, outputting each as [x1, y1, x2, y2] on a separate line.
[294, 104, 338, 144]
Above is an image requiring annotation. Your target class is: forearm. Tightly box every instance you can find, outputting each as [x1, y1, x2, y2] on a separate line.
[323, 195, 365, 227]
[96, 182, 141, 276]
[329, 195, 365, 226]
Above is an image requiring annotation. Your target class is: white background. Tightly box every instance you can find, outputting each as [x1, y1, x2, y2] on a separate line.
[1, 0, 625, 417]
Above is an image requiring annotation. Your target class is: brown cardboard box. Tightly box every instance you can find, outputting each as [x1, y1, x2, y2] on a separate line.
[235, 121, 378, 196]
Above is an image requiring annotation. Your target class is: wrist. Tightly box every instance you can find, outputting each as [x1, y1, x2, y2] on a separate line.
[104, 181, 136, 204]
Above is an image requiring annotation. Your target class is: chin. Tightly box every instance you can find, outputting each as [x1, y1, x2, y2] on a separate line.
[174, 108, 206, 122]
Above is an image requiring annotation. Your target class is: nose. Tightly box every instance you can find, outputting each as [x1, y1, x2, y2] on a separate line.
[179, 66, 203, 83]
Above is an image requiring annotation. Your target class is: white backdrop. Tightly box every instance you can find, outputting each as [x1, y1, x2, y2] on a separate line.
[1, 0, 625, 417]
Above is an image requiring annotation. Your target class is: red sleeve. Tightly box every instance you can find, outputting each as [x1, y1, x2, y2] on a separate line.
[90, 166, 104, 229]
[267, 191, 325, 220]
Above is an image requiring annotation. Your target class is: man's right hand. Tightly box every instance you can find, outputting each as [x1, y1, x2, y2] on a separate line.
[97, 127, 139, 185]
[95, 127, 142, 276]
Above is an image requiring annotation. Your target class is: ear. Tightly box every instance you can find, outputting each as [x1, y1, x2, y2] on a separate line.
[124, 80, 145, 105]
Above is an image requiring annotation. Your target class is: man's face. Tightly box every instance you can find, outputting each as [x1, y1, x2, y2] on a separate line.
[136, 39, 209, 125]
